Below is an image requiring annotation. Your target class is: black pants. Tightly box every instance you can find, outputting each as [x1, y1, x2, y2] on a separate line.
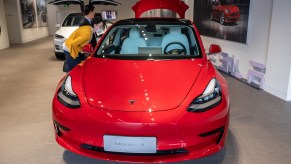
[64, 50, 82, 72]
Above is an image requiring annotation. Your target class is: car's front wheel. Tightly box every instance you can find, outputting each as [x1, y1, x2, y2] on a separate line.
[55, 52, 65, 60]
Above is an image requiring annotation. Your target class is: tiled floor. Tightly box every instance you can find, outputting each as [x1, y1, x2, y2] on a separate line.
[0, 37, 291, 164]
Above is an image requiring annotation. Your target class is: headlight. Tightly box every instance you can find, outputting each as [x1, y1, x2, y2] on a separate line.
[188, 78, 222, 112]
[57, 76, 80, 108]
[225, 9, 230, 13]
[55, 34, 64, 39]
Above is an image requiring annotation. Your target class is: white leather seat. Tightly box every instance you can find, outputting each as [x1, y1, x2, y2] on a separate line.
[120, 28, 147, 54]
[161, 27, 190, 55]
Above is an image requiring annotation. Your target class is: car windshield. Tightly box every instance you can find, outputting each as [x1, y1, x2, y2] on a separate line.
[62, 14, 83, 27]
[94, 23, 201, 60]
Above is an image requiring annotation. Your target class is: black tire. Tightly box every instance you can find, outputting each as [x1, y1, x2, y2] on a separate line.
[220, 12, 225, 25]
[55, 52, 65, 60]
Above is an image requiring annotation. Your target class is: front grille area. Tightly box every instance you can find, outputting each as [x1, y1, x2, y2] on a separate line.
[54, 120, 70, 131]
[53, 120, 70, 137]
[199, 126, 225, 144]
[231, 12, 239, 16]
[80, 144, 189, 156]
[55, 45, 60, 50]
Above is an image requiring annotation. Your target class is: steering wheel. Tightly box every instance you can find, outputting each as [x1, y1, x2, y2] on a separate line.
[164, 42, 187, 55]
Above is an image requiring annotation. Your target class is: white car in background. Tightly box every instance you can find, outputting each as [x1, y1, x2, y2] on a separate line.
[54, 13, 82, 59]
[53, 13, 112, 59]
[49, 0, 119, 59]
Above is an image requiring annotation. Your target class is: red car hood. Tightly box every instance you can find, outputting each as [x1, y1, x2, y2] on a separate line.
[83, 58, 203, 111]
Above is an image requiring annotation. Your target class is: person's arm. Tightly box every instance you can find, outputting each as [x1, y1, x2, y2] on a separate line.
[71, 27, 91, 47]
[70, 35, 86, 49]
[69, 28, 91, 58]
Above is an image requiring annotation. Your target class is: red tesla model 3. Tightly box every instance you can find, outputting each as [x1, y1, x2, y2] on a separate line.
[211, 0, 240, 25]
[52, 0, 230, 162]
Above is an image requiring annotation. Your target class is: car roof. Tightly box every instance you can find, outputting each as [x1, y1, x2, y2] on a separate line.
[113, 18, 193, 27]
[66, 13, 84, 16]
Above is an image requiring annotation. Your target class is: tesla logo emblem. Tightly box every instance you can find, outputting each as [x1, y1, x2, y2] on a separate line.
[129, 100, 136, 106]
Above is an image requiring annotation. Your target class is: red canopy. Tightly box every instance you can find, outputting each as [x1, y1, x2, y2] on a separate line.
[132, 0, 189, 19]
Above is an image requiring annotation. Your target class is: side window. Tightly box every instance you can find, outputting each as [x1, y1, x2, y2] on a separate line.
[97, 27, 121, 55]
[103, 30, 117, 47]
[63, 16, 73, 26]
[108, 30, 118, 45]
[72, 16, 83, 26]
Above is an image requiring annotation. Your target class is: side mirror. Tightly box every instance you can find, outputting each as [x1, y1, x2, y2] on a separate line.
[208, 44, 221, 55]
[82, 44, 93, 54]
[55, 24, 61, 28]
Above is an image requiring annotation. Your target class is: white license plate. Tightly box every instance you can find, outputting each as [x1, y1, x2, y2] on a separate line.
[103, 135, 157, 154]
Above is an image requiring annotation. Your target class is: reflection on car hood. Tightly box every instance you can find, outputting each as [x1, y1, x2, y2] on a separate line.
[83, 58, 203, 112]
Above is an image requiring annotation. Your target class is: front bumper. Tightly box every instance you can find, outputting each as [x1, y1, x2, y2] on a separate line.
[52, 96, 229, 162]
[54, 37, 66, 53]
[224, 13, 240, 23]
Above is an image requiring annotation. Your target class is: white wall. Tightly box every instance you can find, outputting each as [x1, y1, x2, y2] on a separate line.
[185, 0, 273, 78]
[3, 0, 48, 44]
[184, 0, 193, 20]
[16, 0, 49, 43]
[264, 0, 291, 101]
[47, 0, 138, 35]
[288, 69, 291, 100]
[21, 26, 49, 43]
[0, 0, 10, 49]
[4, 0, 22, 43]
[184, 0, 291, 101]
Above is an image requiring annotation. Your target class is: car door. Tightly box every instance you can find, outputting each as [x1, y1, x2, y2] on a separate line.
[48, 0, 85, 12]
[48, 0, 120, 12]
[48, 0, 120, 6]
[48, 0, 84, 5]
[89, 0, 120, 6]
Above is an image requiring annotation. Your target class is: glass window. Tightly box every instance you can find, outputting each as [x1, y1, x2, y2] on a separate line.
[62, 14, 83, 27]
[62, 16, 73, 26]
[72, 16, 83, 26]
[95, 24, 201, 60]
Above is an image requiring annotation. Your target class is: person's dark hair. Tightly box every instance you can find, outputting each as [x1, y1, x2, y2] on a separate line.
[84, 4, 95, 15]
[91, 17, 103, 27]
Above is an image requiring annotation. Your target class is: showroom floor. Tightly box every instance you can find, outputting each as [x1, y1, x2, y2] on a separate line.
[0, 37, 291, 164]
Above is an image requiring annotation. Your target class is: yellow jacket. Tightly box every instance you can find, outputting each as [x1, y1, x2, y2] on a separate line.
[65, 26, 92, 59]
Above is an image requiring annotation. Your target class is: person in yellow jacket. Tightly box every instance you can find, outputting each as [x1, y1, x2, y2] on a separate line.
[63, 4, 103, 72]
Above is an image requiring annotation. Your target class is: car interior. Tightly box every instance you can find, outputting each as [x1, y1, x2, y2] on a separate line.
[96, 24, 200, 56]
[120, 28, 147, 54]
